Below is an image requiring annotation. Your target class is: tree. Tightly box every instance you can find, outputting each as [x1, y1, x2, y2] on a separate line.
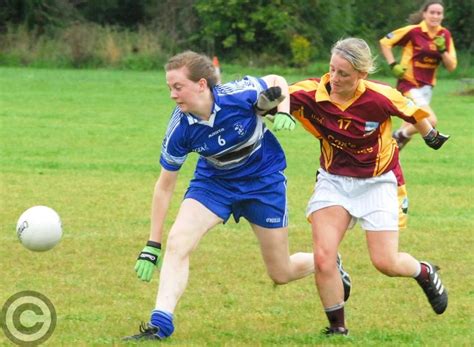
[0, 0, 79, 34]
[444, 0, 473, 52]
[194, 0, 292, 61]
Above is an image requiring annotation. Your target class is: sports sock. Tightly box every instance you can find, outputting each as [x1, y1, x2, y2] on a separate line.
[400, 128, 412, 138]
[415, 262, 429, 283]
[412, 261, 422, 278]
[324, 302, 345, 328]
[150, 310, 174, 338]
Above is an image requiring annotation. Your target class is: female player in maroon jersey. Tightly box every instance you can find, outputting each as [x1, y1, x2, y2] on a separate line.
[286, 37, 449, 335]
[380, 0, 457, 149]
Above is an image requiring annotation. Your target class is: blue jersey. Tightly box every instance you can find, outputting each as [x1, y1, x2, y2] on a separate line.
[160, 76, 286, 179]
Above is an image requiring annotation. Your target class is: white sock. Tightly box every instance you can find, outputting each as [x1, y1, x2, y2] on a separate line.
[400, 128, 411, 138]
[412, 261, 422, 278]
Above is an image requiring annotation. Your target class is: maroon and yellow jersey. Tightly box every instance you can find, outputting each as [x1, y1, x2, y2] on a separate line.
[289, 74, 429, 178]
[380, 20, 457, 94]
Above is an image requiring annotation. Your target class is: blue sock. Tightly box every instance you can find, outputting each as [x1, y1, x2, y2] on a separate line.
[150, 310, 174, 339]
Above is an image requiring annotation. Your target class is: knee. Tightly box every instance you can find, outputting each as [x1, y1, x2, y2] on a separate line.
[164, 230, 191, 259]
[269, 273, 291, 286]
[371, 256, 397, 277]
[267, 264, 293, 285]
[314, 249, 336, 275]
[164, 233, 178, 251]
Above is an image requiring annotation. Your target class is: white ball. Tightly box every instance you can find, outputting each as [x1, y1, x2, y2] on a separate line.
[16, 206, 63, 252]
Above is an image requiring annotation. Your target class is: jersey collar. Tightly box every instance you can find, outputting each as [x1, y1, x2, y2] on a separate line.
[185, 103, 221, 127]
[316, 73, 366, 109]
[420, 20, 443, 34]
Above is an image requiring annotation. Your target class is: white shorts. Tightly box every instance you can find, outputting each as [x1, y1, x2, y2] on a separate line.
[407, 85, 433, 107]
[306, 169, 399, 231]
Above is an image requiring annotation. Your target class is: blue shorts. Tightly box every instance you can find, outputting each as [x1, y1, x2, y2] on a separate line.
[184, 171, 288, 228]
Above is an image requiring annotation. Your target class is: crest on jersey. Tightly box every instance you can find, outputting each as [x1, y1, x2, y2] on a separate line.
[364, 121, 379, 135]
[385, 32, 394, 39]
[401, 197, 409, 214]
[233, 122, 246, 137]
[406, 99, 415, 107]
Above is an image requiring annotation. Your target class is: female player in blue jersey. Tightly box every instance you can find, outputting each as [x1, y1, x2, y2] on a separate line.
[124, 51, 351, 341]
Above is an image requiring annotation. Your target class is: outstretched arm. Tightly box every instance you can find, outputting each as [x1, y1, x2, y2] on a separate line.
[414, 118, 450, 150]
[261, 74, 290, 113]
[149, 168, 179, 243]
[259, 75, 296, 131]
[135, 168, 179, 282]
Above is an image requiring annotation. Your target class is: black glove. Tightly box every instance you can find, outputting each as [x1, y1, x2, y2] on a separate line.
[423, 128, 450, 150]
[255, 86, 285, 115]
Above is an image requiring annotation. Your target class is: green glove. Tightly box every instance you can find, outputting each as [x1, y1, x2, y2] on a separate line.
[135, 240, 161, 282]
[433, 35, 446, 53]
[273, 112, 296, 131]
[390, 62, 406, 79]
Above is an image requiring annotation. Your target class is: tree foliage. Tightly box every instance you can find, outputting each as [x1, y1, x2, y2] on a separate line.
[1, 0, 79, 33]
[1, 0, 471, 65]
[193, 0, 292, 62]
[443, 0, 473, 51]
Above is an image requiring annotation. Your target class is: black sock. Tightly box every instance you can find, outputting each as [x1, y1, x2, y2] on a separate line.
[325, 306, 345, 328]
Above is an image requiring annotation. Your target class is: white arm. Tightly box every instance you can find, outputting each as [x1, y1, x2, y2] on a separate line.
[380, 42, 397, 65]
[261, 74, 290, 113]
[440, 51, 457, 72]
[148, 168, 179, 243]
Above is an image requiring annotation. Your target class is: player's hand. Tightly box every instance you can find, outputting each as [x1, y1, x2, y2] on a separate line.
[433, 35, 446, 53]
[390, 62, 406, 79]
[135, 241, 161, 282]
[273, 112, 296, 131]
[255, 87, 286, 115]
[423, 128, 450, 150]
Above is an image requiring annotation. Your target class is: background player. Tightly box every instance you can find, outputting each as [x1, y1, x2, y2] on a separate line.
[379, 0, 457, 149]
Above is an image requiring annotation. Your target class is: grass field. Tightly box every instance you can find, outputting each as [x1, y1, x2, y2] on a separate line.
[1, 66, 473, 346]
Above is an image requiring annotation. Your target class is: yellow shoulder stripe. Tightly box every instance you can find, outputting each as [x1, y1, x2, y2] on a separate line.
[290, 79, 318, 94]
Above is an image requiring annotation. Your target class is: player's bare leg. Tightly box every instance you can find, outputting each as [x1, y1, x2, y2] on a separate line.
[394, 105, 437, 149]
[311, 206, 350, 335]
[366, 231, 419, 276]
[366, 230, 448, 314]
[124, 199, 222, 341]
[156, 199, 223, 312]
[252, 224, 314, 284]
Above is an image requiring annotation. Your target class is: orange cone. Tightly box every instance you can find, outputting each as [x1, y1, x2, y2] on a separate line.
[213, 56, 221, 83]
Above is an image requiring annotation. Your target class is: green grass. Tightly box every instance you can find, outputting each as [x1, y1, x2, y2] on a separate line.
[1, 67, 473, 346]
